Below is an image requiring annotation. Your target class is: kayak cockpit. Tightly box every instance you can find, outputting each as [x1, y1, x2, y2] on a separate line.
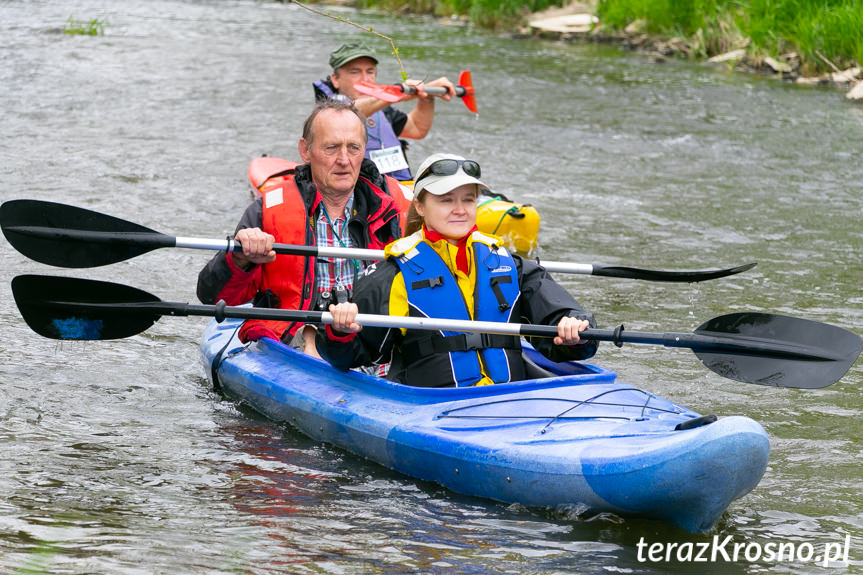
[202, 318, 619, 402]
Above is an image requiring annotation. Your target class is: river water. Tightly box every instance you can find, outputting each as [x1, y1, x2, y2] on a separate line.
[1, 1, 862, 573]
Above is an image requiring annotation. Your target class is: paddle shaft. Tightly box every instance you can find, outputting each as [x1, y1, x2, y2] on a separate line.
[4, 223, 755, 281]
[399, 84, 468, 98]
[353, 70, 477, 113]
[35, 298, 838, 361]
[15, 273, 861, 387]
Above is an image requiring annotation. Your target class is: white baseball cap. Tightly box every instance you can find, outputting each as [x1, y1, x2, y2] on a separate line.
[413, 153, 489, 196]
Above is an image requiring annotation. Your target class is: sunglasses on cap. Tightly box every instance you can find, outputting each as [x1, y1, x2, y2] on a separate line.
[415, 158, 481, 182]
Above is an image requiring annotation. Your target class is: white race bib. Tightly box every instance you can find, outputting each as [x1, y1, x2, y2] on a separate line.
[369, 145, 409, 175]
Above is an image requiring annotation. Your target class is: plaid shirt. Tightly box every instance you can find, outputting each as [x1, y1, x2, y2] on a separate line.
[314, 196, 360, 300]
[315, 196, 389, 377]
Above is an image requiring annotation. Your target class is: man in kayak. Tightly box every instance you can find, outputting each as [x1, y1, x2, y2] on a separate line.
[316, 153, 598, 387]
[314, 41, 455, 181]
[197, 99, 407, 357]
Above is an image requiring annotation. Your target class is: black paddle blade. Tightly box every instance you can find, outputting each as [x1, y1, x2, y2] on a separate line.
[12, 275, 162, 340]
[1, 199, 171, 267]
[693, 312, 863, 388]
[591, 262, 757, 282]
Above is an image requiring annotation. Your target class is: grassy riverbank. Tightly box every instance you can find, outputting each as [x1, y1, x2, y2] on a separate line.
[597, 0, 863, 75]
[357, 0, 861, 75]
[356, 0, 564, 29]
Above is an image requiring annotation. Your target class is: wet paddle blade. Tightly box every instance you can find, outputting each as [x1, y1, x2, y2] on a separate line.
[12, 275, 162, 340]
[590, 262, 757, 282]
[1, 199, 172, 267]
[353, 81, 408, 103]
[692, 312, 863, 388]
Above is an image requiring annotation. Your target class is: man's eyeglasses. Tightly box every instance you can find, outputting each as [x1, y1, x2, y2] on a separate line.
[415, 159, 481, 183]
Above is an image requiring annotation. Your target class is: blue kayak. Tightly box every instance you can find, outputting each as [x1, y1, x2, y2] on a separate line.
[200, 318, 769, 533]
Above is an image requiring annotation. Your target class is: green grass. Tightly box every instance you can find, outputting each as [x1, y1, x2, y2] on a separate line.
[353, 0, 861, 72]
[597, 0, 862, 73]
[357, 0, 568, 29]
[63, 16, 106, 36]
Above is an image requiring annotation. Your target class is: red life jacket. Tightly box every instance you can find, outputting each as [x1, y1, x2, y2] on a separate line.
[239, 170, 406, 342]
[387, 180, 412, 236]
[238, 175, 313, 343]
[250, 156, 411, 235]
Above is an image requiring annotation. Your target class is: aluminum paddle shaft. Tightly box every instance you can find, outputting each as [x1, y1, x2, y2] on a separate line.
[0, 200, 756, 282]
[12, 275, 861, 389]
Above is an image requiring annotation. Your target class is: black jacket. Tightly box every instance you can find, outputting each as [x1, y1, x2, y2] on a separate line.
[317, 254, 598, 387]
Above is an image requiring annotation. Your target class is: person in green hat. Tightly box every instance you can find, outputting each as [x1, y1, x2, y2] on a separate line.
[314, 40, 455, 182]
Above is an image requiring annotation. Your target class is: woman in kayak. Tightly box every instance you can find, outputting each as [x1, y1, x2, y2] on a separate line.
[316, 153, 598, 387]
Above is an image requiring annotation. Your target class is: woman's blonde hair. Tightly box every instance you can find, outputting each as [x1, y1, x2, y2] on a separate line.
[404, 190, 427, 236]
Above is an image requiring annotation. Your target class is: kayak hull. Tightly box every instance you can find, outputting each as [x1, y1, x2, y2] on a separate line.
[201, 318, 769, 533]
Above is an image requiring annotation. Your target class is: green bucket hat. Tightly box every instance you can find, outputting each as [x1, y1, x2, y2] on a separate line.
[329, 41, 378, 71]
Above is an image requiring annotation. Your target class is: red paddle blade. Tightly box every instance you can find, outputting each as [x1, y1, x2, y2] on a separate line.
[353, 81, 410, 103]
[458, 70, 477, 113]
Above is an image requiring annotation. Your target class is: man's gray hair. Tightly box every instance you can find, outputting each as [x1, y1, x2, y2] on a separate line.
[302, 99, 368, 147]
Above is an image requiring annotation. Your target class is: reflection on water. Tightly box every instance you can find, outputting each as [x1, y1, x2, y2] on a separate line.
[216, 408, 644, 574]
[1, 0, 861, 573]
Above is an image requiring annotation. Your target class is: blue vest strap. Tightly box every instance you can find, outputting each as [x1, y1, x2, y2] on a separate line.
[395, 240, 521, 386]
[395, 242, 482, 386]
[400, 332, 521, 366]
[473, 241, 520, 382]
